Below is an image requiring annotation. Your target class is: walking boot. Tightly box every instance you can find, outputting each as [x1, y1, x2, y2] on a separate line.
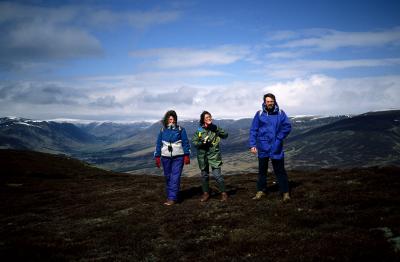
[200, 192, 210, 202]
[163, 199, 175, 206]
[221, 192, 228, 202]
[283, 192, 291, 202]
[252, 191, 266, 200]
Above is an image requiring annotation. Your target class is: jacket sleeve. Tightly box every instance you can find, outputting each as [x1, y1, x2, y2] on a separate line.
[276, 110, 291, 141]
[216, 126, 228, 139]
[192, 130, 202, 148]
[249, 112, 259, 148]
[181, 128, 191, 155]
[154, 130, 162, 157]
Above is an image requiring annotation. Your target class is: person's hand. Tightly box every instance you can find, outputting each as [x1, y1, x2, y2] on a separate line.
[203, 135, 209, 144]
[184, 155, 190, 165]
[250, 147, 257, 154]
[155, 156, 161, 168]
[209, 124, 217, 132]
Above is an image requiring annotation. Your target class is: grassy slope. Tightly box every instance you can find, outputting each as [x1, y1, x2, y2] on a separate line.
[1, 150, 399, 261]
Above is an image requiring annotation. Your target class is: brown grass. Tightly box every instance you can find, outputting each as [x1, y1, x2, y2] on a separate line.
[1, 150, 399, 261]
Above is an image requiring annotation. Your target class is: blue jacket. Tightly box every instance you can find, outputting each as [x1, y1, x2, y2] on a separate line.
[249, 102, 291, 159]
[154, 125, 190, 158]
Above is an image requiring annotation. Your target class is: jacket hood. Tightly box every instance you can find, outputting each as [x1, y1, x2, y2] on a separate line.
[262, 101, 280, 114]
[167, 123, 177, 129]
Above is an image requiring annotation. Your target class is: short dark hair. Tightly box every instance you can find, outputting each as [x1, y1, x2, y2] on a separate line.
[200, 111, 211, 125]
[162, 110, 177, 128]
[263, 93, 276, 102]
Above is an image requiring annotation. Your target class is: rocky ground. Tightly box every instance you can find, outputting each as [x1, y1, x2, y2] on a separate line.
[1, 149, 400, 261]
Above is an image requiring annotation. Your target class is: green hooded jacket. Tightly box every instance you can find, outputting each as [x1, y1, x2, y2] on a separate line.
[192, 124, 228, 170]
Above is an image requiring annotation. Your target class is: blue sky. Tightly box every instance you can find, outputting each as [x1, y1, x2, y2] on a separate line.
[0, 0, 399, 121]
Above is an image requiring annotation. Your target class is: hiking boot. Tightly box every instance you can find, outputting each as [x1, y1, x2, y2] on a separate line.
[252, 191, 266, 200]
[282, 192, 291, 202]
[163, 200, 175, 206]
[221, 192, 228, 202]
[200, 192, 210, 202]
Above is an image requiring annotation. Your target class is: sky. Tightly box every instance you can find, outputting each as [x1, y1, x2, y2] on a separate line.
[0, 0, 400, 122]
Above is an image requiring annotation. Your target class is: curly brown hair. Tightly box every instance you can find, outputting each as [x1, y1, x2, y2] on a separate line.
[162, 110, 178, 128]
[199, 111, 211, 126]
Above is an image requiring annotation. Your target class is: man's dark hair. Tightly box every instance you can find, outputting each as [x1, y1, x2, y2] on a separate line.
[162, 110, 177, 128]
[200, 111, 211, 125]
[263, 93, 276, 102]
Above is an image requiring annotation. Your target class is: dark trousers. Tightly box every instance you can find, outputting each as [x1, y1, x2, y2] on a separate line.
[161, 156, 184, 201]
[257, 157, 289, 193]
[201, 167, 225, 193]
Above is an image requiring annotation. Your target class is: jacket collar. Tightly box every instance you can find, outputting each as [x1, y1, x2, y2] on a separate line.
[262, 102, 280, 114]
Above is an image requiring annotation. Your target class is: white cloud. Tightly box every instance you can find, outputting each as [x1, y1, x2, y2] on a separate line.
[0, 2, 181, 29]
[6, 22, 103, 59]
[267, 50, 307, 59]
[85, 8, 180, 29]
[125, 10, 180, 29]
[254, 27, 400, 82]
[267, 30, 300, 41]
[265, 58, 400, 79]
[281, 27, 400, 50]
[1, 74, 399, 121]
[0, 81, 88, 105]
[0, 2, 100, 68]
[133, 69, 228, 79]
[1, 6, 400, 122]
[0, 2, 181, 70]
[0, 2, 76, 24]
[266, 75, 400, 115]
[130, 45, 250, 68]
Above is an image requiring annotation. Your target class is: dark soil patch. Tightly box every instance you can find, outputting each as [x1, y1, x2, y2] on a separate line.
[1, 150, 400, 261]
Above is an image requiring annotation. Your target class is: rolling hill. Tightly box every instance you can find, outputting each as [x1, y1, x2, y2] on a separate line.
[0, 117, 97, 154]
[0, 110, 399, 174]
[285, 110, 400, 169]
[73, 115, 351, 174]
[1, 149, 399, 261]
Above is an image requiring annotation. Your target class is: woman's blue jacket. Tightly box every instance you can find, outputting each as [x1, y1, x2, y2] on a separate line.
[154, 125, 190, 158]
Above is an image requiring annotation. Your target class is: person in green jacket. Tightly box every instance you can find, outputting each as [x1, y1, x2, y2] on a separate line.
[192, 111, 228, 202]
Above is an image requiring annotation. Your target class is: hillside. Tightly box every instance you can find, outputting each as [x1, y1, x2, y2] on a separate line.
[1, 149, 400, 261]
[0, 111, 399, 174]
[0, 118, 98, 154]
[0, 149, 116, 178]
[77, 115, 350, 174]
[285, 110, 400, 169]
[77, 121, 152, 142]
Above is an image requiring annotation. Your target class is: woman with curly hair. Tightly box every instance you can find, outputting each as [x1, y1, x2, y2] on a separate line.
[192, 111, 228, 202]
[154, 110, 191, 206]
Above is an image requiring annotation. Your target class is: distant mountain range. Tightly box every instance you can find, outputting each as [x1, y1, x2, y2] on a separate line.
[1, 110, 399, 175]
[0, 117, 97, 154]
[285, 110, 400, 169]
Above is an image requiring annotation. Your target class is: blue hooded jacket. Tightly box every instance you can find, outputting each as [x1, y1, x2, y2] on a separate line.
[249, 101, 291, 159]
[154, 125, 190, 158]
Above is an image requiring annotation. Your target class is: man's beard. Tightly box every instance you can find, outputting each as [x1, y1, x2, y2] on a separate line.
[267, 105, 274, 112]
